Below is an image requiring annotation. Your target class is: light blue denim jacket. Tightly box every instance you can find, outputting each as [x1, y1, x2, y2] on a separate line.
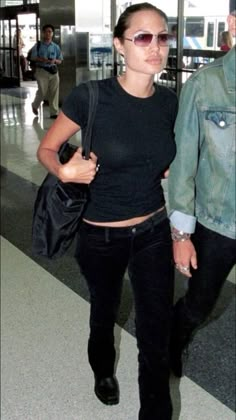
[168, 46, 236, 240]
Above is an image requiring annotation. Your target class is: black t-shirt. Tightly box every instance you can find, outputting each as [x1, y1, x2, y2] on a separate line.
[62, 77, 178, 222]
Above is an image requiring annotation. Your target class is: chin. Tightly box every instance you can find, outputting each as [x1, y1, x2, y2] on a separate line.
[150, 65, 164, 74]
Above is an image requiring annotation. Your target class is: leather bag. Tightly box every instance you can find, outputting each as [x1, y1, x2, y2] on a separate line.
[44, 64, 58, 74]
[31, 80, 99, 259]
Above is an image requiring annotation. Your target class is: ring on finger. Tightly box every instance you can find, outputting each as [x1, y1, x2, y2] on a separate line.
[180, 265, 190, 272]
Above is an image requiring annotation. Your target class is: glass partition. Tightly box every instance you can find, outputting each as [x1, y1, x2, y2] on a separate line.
[0, 18, 17, 81]
[75, 0, 113, 82]
[0, 3, 39, 86]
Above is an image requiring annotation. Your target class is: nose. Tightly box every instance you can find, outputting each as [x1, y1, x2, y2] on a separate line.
[150, 35, 161, 48]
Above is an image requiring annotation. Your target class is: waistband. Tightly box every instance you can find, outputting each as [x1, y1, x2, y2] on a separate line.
[82, 207, 168, 237]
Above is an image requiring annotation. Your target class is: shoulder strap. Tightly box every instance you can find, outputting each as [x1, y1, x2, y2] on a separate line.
[27, 41, 40, 61]
[82, 80, 99, 160]
[37, 40, 41, 52]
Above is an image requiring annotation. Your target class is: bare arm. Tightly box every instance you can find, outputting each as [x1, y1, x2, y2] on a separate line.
[37, 111, 98, 184]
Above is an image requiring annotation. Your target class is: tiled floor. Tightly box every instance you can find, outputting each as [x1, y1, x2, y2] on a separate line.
[1, 82, 235, 420]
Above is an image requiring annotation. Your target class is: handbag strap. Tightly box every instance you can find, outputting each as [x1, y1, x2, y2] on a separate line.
[82, 80, 99, 160]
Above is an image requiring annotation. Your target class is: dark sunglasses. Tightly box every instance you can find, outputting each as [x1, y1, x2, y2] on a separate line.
[124, 32, 173, 47]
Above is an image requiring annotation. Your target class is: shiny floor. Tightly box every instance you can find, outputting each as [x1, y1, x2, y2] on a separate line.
[1, 82, 235, 420]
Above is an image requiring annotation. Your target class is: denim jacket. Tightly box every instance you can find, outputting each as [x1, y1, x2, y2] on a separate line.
[168, 47, 236, 240]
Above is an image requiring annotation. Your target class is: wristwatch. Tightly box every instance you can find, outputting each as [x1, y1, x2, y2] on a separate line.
[171, 227, 191, 242]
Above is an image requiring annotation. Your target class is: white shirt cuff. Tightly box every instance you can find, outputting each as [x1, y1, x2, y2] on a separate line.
[169, 210, 196, 233]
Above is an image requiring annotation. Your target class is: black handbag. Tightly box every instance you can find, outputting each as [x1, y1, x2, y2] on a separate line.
[31, 80, 99, 259]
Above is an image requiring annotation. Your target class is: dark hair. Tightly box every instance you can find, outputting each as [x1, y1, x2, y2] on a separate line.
[171, 24, 178, 32]
[42, 24, 55, 33]
[114, 2, 168, 39]
[229, 0, 236, 14]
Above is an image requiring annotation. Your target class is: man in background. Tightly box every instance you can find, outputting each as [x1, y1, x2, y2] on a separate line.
[13, 28, 27, 80]
[31, 24, 63, 119]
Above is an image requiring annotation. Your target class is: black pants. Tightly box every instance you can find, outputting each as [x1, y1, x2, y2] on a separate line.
[75, 211, 174, 420]
[173, 222, 236, 346]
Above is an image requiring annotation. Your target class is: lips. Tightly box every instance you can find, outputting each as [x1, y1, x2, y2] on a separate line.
[146, 57, 162, 65]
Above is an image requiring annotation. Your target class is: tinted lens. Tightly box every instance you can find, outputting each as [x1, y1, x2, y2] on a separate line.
[158, 34, 172, 46]
[133, 33, 153, 46]
[133, 33, 172, 47]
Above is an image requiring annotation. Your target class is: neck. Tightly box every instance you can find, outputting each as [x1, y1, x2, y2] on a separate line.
[117, 74, 155, 98]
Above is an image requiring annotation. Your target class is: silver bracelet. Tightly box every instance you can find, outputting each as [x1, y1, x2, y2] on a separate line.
[171, 228, 191, 242]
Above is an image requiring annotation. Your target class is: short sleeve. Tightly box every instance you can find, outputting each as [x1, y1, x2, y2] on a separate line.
[61, 83, 89, 128]
[30, 43, 38, 59]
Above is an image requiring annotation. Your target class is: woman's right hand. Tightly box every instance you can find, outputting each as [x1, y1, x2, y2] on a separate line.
[58, 147, 98, 184]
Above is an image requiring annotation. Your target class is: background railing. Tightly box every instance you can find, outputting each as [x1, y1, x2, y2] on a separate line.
[158, 48, 227, 93]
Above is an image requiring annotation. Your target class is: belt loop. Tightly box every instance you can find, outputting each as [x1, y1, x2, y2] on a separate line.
[105, 227, 110, 243]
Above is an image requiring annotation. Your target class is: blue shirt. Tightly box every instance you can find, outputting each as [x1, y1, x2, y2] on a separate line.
[168, 46, 236, 239]
[30, 40, 63, 69]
